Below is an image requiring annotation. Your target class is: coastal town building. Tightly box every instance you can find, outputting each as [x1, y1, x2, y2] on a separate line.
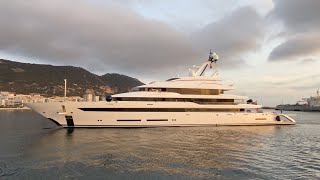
[0, 91, 84, 107]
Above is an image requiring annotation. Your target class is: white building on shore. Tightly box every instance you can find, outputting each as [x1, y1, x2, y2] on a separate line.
[0, 91, 84, 107]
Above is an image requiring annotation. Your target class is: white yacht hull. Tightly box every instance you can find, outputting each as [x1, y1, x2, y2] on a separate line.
[26, 102, 295, 127]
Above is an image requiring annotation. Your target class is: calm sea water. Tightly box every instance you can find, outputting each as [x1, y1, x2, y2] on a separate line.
[0, 110, 319, 180]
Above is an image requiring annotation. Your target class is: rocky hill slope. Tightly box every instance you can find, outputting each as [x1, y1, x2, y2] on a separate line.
[0, 59, 144, 97]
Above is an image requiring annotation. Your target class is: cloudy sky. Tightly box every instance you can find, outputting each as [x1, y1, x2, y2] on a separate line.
[0, 0, 320, 106]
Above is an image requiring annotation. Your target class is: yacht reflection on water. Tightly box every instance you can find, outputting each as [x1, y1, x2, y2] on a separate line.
[24, 125, 286, 178]
[66, 128, 74, 135]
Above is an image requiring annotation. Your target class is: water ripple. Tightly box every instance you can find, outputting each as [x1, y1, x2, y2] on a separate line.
[1, 111, 320, 179]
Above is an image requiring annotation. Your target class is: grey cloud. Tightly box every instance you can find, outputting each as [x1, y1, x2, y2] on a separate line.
[269, 0, 320, 62]
[0, 0, 198, 76]
[191, 6, 265, 68]
[271, 0, 320, 33]
[269, 33, 320, 61]
[0, 1, 265, 77]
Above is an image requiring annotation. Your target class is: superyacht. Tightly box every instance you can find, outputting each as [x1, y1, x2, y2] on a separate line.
[27, 51, 296, 127]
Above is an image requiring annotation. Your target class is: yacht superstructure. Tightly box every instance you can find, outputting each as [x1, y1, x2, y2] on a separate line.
[27, 51, 296, 127]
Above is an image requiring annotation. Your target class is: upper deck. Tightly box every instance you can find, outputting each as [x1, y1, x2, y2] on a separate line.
[137, 51, 235, 91]
[138, 76, 235, 91]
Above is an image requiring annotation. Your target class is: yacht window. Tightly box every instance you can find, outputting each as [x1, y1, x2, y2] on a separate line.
[147, 119, 168, 121]
[111, 97, 236, 104]
[79, 108, 240, 112]
[117, 119, 141, 121]
[167, 88, 221, 95]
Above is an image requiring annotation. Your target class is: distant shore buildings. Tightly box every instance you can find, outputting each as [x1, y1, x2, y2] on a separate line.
[0, 88, 102, 107]
[0, 91, 92, 107]
[276, 90, 320, 112]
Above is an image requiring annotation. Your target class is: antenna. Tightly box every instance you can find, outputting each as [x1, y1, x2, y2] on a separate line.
[208, 49, 213, 62]
[64, 79, 67, 101]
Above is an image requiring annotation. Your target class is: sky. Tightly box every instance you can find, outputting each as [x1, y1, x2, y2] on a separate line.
[0, 0, 320, 106]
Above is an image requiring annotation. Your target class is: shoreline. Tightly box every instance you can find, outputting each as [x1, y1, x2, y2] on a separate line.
[0, 107, 31, 110]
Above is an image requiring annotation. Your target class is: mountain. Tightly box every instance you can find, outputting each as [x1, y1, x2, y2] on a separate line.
[100, 73, 143, 93]
[0, 59, 144, 97]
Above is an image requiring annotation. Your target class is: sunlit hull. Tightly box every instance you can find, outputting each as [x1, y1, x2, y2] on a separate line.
[26, 102, 295, 128]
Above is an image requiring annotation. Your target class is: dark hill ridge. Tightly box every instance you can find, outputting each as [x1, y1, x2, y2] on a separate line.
[101, 73, 143, 93]
[0, 59, 144, 97]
